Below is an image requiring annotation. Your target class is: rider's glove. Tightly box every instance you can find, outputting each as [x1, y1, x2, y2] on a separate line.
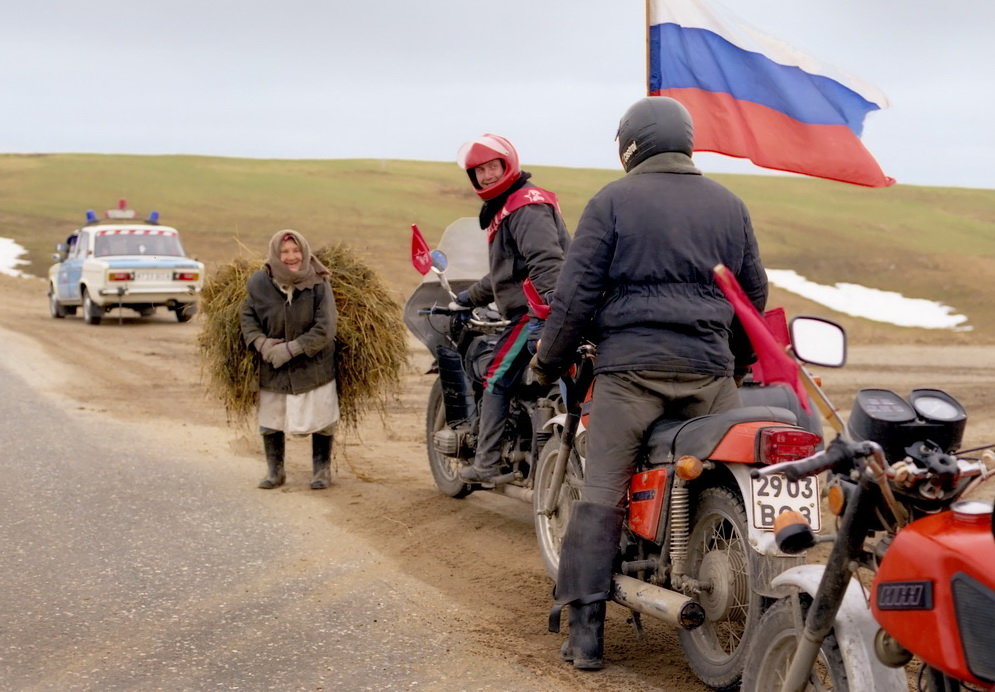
[530, 353, 562, 387]
[454, 289, 473, 307]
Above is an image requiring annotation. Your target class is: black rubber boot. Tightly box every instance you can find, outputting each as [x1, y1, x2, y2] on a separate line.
[549, 501, 625, 671]
[258, 432, 286, 489]
[310, 433, 333, 490]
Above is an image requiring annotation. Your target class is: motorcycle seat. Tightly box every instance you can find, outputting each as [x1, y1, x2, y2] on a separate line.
[644, 405, 798, 465]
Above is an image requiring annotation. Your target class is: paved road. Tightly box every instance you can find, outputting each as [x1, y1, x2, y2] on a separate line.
[0, 362, 542, 691]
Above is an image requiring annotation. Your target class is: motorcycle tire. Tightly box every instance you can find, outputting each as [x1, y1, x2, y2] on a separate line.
[533, 431, 584, 579]
[740, 596, 849, 692]
[678, 486, 763, 691]
[426, 378, 472, 499]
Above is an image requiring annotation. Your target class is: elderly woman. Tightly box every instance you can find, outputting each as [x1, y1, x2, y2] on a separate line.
[240, 229, 338, 489]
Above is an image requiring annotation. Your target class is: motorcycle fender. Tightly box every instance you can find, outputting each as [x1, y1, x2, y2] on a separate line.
[709, 465, 805, 598]
[771, 565, 908, 692]
[542, 413, 587, 436]
[726, 464, 789, 556]
[543, 413, 567, 432]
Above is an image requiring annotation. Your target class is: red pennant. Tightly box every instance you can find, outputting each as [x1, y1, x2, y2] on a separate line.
[410, 224, 432, 275]
[713, 264, 810, 412]
[522, 278, 551, 319]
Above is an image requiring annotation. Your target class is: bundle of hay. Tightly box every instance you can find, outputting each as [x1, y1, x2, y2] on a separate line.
[197, 242, 407, 430]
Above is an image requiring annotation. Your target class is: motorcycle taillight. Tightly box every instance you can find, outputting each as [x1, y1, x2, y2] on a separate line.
[758, 427, 822, 464]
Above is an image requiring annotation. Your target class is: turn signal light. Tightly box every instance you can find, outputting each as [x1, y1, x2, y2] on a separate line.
[675, 455, 703, 481]
[774, 510, 815, 554]
[107, 271, 134, 281]
[173, 271, 199, 281]
[828, 483, 847, 516]
[758, 428, 822, 464]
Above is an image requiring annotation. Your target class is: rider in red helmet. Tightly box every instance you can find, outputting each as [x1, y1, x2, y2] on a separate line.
[453, 133, 570, 485]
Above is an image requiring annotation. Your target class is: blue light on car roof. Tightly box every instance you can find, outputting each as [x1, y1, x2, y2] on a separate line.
[147, 210, 160, 224]
[85, 210, 97, 223]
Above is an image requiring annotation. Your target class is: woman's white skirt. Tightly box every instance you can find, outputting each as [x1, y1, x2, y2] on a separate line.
[258, 379, 339, 435]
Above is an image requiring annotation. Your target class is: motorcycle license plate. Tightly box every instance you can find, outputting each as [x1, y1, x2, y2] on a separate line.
[750, 473, 821, 532]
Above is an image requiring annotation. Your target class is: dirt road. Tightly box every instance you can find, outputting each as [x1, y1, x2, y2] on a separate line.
[3, 271, 993, 690]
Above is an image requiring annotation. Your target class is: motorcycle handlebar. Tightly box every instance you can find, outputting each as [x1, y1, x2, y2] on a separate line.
[752, 438, 880, 482]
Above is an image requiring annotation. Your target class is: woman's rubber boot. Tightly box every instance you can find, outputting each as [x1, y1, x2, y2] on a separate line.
[258, 431, 286, 489]
[548, 501, 625, 671]
[310, 433, 333, 489]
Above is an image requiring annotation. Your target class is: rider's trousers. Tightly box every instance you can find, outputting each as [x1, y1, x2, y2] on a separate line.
[582, 370, 740, 507]
[474, 313, 532, 471]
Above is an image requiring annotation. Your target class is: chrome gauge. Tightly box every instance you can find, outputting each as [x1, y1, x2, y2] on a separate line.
[912, 395, 962, 421]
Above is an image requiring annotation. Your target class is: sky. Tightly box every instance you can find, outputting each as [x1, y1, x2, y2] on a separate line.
[2, 0, 994, 189]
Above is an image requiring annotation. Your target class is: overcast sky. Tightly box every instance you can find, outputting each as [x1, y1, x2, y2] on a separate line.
[3, 0, 993, 189]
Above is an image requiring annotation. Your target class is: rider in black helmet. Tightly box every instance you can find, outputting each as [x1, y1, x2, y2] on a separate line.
[532, 96, 768, 671]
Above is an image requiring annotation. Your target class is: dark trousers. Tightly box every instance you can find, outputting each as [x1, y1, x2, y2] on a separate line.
[582, 370, 740, 507]
[474, 313, 532, 470]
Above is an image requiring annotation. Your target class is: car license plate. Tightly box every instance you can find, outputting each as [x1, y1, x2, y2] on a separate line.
[136, 270, 170, 281]
[750, 472, 821, 532]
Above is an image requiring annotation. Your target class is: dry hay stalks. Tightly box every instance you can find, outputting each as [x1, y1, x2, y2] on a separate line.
[197, 243, 408, 434]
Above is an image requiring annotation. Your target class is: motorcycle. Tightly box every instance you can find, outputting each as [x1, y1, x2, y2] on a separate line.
[533, 309, 832, 690]
[741, 319, 995, 692]
[402, 218, 562, 503]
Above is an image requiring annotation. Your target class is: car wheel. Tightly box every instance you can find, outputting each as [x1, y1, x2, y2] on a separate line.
[82, 288, 103, 325]
[174, 304, 196, 322]
[49, 285, 67, 319]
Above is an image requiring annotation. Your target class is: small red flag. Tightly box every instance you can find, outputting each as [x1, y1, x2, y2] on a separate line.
[522, 278, 551, 319]
[410, 224, 432, 275]
[713, 264, 810, 412]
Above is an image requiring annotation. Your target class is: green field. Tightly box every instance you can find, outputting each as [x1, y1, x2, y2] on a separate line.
[4, 153, 994, 344]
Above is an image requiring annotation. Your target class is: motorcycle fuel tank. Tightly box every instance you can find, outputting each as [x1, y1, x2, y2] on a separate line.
[871, 500, 995, 688]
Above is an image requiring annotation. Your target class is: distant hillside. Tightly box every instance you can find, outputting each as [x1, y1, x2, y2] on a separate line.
[3, 153, 994, 344]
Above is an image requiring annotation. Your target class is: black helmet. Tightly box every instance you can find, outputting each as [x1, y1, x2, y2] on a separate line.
[616, 96, 694, 172]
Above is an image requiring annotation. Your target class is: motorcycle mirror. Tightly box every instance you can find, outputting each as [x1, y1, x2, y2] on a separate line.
[430, 250, 448, 272]
[790, 316, 846, 368]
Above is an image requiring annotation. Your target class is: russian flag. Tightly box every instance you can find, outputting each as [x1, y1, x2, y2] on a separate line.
[648, 0, 894, 187]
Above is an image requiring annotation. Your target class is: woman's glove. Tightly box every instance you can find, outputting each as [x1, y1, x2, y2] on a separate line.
[253, 336, 282, 355]
[267, 340, 303, 368]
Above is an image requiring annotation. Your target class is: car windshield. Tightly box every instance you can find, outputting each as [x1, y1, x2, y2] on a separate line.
[94, 232, 185, 257]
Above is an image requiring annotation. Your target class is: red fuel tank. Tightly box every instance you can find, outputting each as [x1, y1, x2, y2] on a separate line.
[871, 500, 995, 688]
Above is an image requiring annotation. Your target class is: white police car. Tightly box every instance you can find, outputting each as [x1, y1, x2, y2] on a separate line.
[48, 201, 204, 325]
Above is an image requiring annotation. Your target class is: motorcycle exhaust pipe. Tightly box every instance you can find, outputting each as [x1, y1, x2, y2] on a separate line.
[611, 574, 705, 630]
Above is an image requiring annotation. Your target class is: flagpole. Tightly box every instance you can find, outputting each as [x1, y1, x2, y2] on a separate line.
[645, 0, 651, 95]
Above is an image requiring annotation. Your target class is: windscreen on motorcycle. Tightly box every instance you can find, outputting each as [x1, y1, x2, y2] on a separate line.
[403, 217, 490, 352]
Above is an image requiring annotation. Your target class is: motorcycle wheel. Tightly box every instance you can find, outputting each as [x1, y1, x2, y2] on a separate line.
[678, 486, 761, 690]
[741, 596, 849, 691]
[533, 431, 584, 579]
[426, 378, 472, 499]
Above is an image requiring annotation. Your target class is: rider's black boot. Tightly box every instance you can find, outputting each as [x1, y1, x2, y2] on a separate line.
[258, 431, 286, 489]
[549, 501, 625, 671]
[310, 433, 333, 489]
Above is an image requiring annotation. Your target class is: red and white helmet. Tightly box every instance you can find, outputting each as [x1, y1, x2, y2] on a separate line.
[456, 134, 521, 201]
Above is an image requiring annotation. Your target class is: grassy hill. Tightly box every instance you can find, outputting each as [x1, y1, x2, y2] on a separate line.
[3, 153, 994, 344]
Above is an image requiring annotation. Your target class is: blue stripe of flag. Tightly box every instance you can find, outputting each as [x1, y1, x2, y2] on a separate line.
[649, 23, 879, 135]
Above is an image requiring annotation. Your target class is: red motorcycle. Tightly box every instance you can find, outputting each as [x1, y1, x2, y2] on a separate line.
[871, 484, 995, 691]
[742, 337, 995, 691]
[533, 313, 832, 690]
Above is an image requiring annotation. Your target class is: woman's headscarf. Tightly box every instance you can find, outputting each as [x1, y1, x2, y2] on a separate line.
[264, 229, 330, 291]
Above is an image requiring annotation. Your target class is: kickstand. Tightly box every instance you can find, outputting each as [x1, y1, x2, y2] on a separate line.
[627, 609, 645, 638]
